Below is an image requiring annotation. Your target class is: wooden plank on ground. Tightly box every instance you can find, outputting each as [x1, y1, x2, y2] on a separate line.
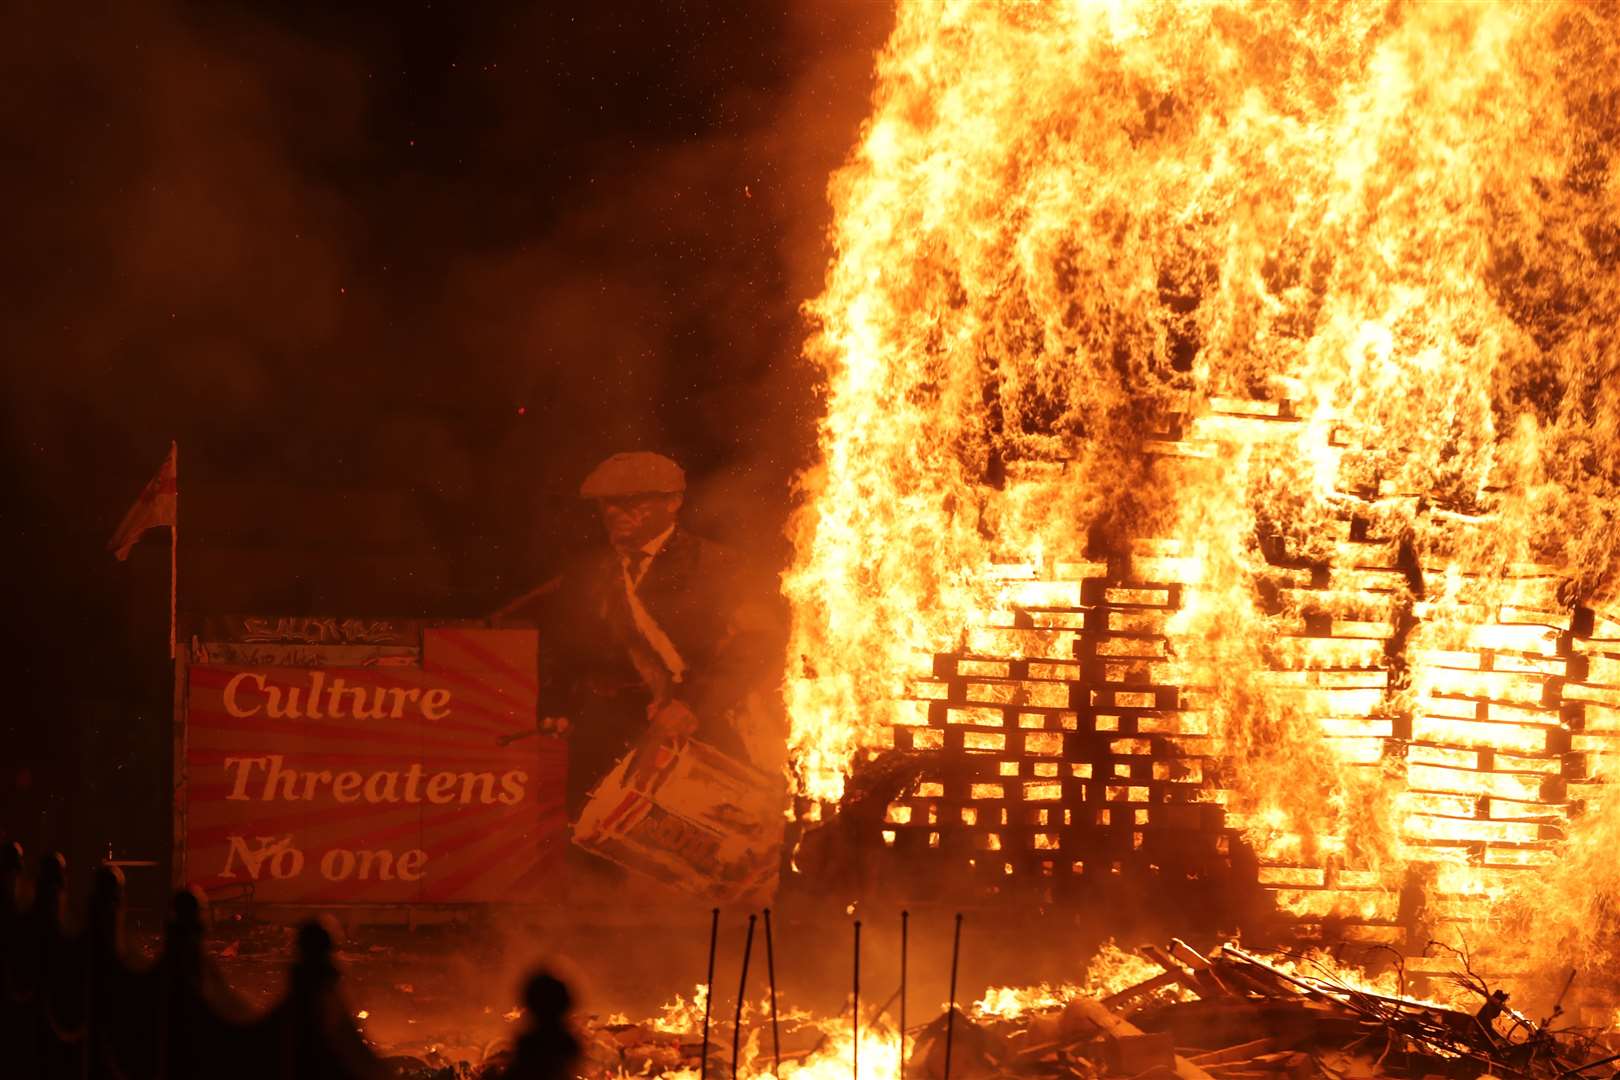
[1062, 996, 1218, 1080]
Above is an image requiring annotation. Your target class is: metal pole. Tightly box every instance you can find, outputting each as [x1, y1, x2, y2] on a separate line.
[900, 910, 909, 1080]
[943, 913, 963, 1080]
[764, 908, 781, 1078]
[701, 907, 719, 1080]
[169, 440, 178, 660]
[732, 915, 757, 1080]
[853, 919, 862, 1080]
[761, 906, 780, 1075]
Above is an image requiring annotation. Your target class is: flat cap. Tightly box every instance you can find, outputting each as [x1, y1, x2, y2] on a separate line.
[579, 452, 686, 498]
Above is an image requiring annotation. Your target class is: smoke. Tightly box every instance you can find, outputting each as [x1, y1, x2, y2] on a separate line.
[2, 0, 891, 865]
[6, 3, 341, 511]
[5, 0, 891, 570]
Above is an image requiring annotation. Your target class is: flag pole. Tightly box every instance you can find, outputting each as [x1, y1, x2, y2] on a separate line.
[168, 440, 185, 890]
[169, 441, 178, 660]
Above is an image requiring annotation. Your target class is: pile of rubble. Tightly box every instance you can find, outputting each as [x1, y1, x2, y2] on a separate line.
[936, 943, 1615, 1080]
[573, 941, 1618, 1080]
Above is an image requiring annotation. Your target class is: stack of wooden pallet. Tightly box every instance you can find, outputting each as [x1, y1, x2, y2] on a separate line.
[859, 398, 1616, 966]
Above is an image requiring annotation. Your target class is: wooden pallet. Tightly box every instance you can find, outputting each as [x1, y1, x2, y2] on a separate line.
[850, 399, 1616, 943]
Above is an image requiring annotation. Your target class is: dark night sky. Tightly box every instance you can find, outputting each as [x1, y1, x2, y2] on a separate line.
[3, 0, 889, 876]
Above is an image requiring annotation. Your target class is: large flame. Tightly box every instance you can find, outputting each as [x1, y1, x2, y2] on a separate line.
[785, 0, 1620, 976]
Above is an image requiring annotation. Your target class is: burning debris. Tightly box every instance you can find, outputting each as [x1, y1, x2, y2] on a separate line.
[564, 936, 1617, 1080]
[782, 0, 1620, 999]
[936, 941, 1614, 1080]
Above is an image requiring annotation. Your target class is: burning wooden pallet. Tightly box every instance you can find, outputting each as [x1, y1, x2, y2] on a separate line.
[880, 556, 1240, 911]
[857, 399, 1618, 966]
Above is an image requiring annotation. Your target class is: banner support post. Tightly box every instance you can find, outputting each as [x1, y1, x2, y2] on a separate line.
[171, 644, 188, 891]
[168, 441, 178, 660]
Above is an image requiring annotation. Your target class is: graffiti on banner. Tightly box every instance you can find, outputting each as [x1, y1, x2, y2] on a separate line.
[199, 615, 421, 646]
[192, 642, 419, 668]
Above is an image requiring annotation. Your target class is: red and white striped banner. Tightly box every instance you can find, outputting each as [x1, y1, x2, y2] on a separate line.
[185, 628, 565, 903]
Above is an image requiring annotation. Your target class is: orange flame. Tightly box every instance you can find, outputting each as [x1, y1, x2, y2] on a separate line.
[786, 0, 1620, 980]
[973, 941, 1188, 1020]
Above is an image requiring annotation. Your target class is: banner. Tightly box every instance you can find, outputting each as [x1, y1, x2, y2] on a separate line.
[185, 628, 563, 903]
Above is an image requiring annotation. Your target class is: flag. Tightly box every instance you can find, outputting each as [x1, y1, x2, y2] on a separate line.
[109, 442, 178, 561]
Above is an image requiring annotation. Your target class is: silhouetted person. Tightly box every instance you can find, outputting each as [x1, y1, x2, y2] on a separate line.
[0, 840, 27, 1075]
[0, 838, 21, 917]
[159, 886, 265, 1080]
[266, 915, 379, 1080]
[161, 887, 223, 1080]
[32, 851, 67, 929]
[0, 841, 27, 994]
[86, 865, 126, 960]
[7, 853, 67, 1080]
[500, 971, 581, 1080]
[86, 865, 137, 1080]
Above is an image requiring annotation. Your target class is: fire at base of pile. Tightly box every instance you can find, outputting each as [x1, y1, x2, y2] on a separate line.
[786, 397, 1620, 1026]
[574, 940, 1617, 1080]
[780, 0, 1620, 1028]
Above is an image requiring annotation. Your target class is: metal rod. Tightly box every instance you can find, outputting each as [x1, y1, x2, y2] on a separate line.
[701, 907, 719, 1080]
[732, 914, 757, 1080]
[1561, 1050, 1620, 1078]
[853, 919, 862, 1080]
[900, 910, 909, 1080]
[943, 913, 963, 1080]
[764, 907, 781, 1078]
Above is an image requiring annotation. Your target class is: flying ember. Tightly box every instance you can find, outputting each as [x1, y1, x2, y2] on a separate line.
[784, 0, 1620, 987]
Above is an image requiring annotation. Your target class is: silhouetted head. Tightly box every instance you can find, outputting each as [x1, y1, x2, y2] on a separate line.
[521, 970, 573, 1021]
[169, 885, 208, 938]
[38, 852, 68, 893]
[1, 839, 22, 875]
[93, 862, 126, 895]
[296, 914, 343, 971]
[90, 864, 126, 915]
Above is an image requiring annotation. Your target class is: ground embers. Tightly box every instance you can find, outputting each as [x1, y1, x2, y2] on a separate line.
[572, 939, 1617, 1080]
[926, 941, 1613, 1080]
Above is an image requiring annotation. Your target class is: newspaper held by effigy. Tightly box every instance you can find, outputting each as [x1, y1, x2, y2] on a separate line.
[571, 738, 784, 904]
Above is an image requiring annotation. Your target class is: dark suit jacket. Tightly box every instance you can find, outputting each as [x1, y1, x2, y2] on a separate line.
[498, 528, 775, 793]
